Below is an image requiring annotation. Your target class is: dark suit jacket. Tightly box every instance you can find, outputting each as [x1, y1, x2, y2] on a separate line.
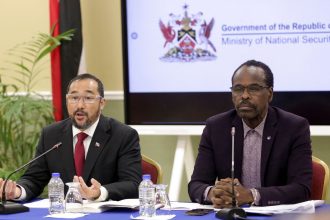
[188, 106, 312, 206]
[18, 115, 142, 201]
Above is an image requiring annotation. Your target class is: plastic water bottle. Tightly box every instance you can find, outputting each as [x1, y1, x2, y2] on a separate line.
[48, 172, 65, 214]
[139, 174, 156, 217]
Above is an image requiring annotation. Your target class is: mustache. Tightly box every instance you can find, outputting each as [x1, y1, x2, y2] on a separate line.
[74, 110, 88, 116]
[237, 100, 255, 108]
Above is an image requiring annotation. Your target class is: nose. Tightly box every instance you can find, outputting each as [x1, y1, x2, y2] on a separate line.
[76, 97, 86, 107]
[241, 88, 251, 99]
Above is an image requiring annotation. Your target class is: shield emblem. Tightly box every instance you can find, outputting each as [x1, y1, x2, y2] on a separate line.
[179, 35, 196, 55]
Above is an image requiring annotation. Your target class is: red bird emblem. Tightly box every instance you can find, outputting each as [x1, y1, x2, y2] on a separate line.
[199, 18, 216, 52]
[159, 20, 176, 48]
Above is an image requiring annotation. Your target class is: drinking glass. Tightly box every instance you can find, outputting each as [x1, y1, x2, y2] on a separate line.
[65, 182, 83, 213]
[155, 184, 171, 215]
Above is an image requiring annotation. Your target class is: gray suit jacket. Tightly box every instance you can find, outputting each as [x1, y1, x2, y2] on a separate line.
[18, 115, 142, 201]
[188, 106, 312, 206]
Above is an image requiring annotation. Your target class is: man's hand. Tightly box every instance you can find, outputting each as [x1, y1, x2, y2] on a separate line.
[207, 178, 254, 208]
[0, 178, 22, 200]
[73, 176, 101, 201]
[207, 178, 236, 208]
[234, 180, 255, 207]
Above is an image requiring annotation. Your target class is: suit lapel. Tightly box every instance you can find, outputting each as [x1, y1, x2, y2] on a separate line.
[260, 107, 278, 185]
[83, 116, 111, 180]
[61, 121, 76, 180]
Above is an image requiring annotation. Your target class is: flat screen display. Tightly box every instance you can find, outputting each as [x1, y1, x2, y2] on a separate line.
[122, 0, 330, 125]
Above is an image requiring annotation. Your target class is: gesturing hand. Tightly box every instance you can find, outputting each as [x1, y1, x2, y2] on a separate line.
[73, 176, 101, 201]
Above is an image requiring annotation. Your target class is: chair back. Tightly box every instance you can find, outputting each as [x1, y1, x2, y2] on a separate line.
[311, 156, 329, 200]
[142, 154, 163, 184]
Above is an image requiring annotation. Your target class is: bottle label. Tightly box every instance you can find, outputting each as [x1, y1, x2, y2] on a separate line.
[49, 195, 64, 214]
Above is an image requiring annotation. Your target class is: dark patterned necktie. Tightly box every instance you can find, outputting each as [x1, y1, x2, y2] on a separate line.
[242, 129, 261, 188]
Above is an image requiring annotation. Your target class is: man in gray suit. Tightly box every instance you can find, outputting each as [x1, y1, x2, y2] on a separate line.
[0, 73, 142, 201]
[188, 60, 312, 207]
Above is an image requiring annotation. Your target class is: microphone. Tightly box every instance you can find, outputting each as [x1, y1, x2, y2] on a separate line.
[216, 127, 246, 220]
[0, 142, 62, 214]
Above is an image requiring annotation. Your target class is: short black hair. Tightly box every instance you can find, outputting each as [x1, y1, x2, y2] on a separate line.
[231, 60, 274, 87]
[66, 73, 104, 97]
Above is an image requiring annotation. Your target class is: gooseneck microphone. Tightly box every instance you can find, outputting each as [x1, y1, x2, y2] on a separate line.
[216, 127, 246, 220]
[230, 127, 237, 207]
[0, 142, 62, 214]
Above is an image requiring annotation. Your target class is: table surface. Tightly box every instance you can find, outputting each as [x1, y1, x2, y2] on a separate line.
[0, 205, 329, 220]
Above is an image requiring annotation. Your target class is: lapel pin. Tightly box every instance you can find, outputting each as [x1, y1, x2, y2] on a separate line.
[267, 136, 271, 140]
[95, 142, 100, 147]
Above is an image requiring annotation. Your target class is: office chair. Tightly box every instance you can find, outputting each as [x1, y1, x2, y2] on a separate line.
[142, 154, 163, 184]
[311, 156, 329, 200]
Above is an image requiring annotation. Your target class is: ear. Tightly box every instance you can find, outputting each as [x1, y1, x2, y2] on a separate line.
[268, 87, 273, 103]
[100, 98, 106, 110]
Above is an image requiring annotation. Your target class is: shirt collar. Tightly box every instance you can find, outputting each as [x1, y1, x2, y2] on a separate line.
[242, 112, 268, 138]
[72, 116, 100, 138]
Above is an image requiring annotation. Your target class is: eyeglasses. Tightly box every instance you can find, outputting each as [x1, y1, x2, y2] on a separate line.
[66, 94, 102, 104]
[230, 84, 269, 95]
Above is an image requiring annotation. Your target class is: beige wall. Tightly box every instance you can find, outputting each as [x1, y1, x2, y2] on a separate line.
[0, 0, 50, 90]
[81, 0, 124, 91]
[1, 0, 329, 203]
[0, 0, 123, 91]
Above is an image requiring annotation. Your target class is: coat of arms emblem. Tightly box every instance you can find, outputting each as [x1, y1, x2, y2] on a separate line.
[159, 4, 216, 62]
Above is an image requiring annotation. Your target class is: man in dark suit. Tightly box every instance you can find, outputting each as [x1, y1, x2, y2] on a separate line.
[0, 73, 142, 201]
[188, 60, 312, 207]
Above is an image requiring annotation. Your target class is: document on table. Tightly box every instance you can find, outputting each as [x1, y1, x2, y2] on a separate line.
[25, 198, 157, 213]
[130, 214, 176, 220]
[82, 199, 141, 213]
[25, 199, 49, 208]
[25, 199, 212, 211]
[243, 200, 325, 215]
[166, 200, 324, 215]
[45, 213, 87, 219]
[25, 199, 324, 215]
[166, 201, 214, 210]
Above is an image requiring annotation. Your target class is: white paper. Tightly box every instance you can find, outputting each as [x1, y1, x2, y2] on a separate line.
[25, 199, 50, 208]
[165, 201, 214, 210]
[45, 213, 87, 218]
[130, 214, 176, 220]
[243, 200, 324, 215]
[81, 199, 140, 213]
[25, 198, 141, 213]
[26, 199, 324, 215]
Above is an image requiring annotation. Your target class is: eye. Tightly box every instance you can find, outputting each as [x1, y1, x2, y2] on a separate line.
[71, 95, 80, 101]
[85, 96, 94, 101]
[232, 85, 244, 92]
[248, 85, 261, 92]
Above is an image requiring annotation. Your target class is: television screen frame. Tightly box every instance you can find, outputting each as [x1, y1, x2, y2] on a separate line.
[121, 0, 330, 125]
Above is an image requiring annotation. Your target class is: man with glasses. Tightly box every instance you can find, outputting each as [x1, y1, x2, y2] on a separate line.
[188, 60, 312, 207]
[0, 73, 142, 202]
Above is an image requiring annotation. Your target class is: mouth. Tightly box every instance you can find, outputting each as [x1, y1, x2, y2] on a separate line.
[237, 102, 255, 111]
[74, 111, 87, 121]
[238, 105, 253, 111]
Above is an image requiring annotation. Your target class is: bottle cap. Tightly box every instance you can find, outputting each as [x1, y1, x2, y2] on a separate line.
[142, 174, 151, 180]
[52, 172, 60, 177]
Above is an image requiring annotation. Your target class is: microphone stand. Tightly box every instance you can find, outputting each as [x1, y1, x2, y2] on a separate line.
[0, 142, 62, 214]
[216, 127, 246, 220]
